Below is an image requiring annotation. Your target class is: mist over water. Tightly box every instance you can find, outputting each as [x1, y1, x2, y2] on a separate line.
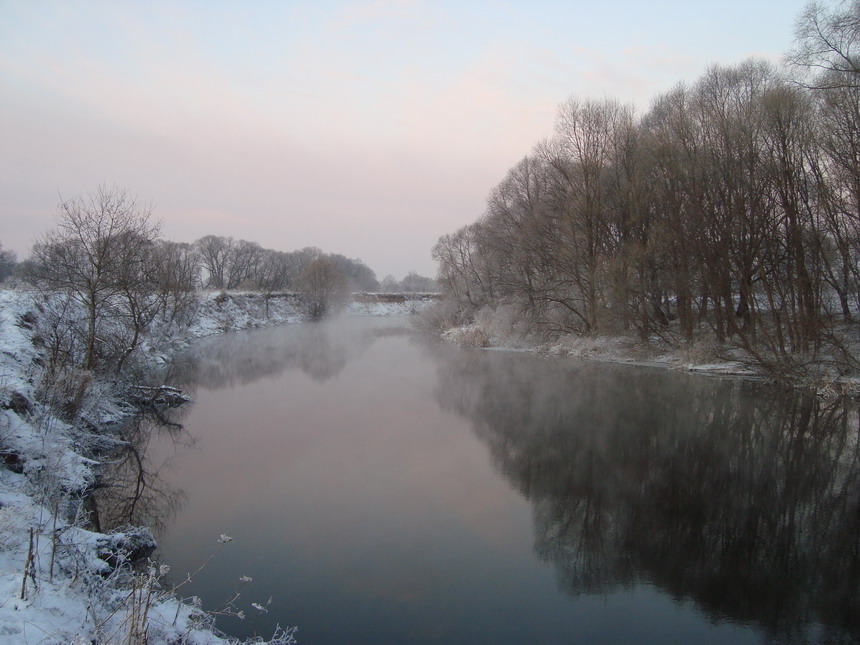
[121, 316, 860, 644]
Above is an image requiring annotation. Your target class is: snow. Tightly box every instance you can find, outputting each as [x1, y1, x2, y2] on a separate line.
[0, 287, 424, 644]
[439, 311, 765, 381]
[433, 301, 860, 391]
[347, 298, 432, 317]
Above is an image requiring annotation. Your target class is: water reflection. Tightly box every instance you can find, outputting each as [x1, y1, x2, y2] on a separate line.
[95, 318, 412, 534]
[170, 318, 413, 389]
[434, 350, 860, 643]
[90, 411, 192, 534]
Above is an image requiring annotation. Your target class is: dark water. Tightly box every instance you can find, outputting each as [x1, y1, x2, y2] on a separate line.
[108, 316, 860, 644]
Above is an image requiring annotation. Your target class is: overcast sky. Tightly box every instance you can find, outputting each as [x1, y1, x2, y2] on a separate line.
[1, 0, 809, 279]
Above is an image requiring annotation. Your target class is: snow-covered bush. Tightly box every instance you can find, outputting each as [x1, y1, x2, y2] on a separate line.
[474, 304, 533, 346]
[441, 323, 490, 348]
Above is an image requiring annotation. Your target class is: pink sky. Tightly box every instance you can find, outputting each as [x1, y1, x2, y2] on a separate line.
[0, 0, 808, 279]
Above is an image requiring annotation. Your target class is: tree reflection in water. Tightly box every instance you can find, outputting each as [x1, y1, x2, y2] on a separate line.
[93, 318, 414, 537]
[434, 349, 860, 643]
[89, 410, 192, 535]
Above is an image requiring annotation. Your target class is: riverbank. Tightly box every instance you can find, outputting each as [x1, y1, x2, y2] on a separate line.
[434, 305, 860, 396]
[0, 289, 428, 644]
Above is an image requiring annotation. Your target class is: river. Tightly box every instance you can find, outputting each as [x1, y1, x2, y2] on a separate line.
[105, 315, 860, 644]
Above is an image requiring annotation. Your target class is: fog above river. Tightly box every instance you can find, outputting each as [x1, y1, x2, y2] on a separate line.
[100, 317, 860, 644]
[169, 316, 413, 389]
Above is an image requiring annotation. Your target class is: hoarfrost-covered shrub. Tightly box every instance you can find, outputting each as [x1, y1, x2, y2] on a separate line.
[474, 304, 531, 346]
[416, 298, 467, 333]
[442, 323, 490, 348]
[433, 304, 533, 348]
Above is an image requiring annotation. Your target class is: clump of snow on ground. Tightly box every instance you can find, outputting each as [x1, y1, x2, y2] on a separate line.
[542, 334, 759, 376]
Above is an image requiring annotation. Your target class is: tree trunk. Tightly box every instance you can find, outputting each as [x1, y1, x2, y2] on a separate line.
[84, 294, 97, 371]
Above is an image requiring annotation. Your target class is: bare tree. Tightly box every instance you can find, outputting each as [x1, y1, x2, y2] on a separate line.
[149, 240, 200, 325]
[257, 249, 294, 317]
[0, 242, 16, 283]
[295, 257, 350, 319]
[399, 271, 437, 293]
[29, 187, 160, 371]
[326, 254, 379, 292]
[641, 84, 702, 339]
[787, 0, 860, 87]
[194, 235, 233, 289]
[226, 239, 265, 289]
[535, 99, 637, 333]
[380, 274, 399, 292]
[432, 225, 493, 317]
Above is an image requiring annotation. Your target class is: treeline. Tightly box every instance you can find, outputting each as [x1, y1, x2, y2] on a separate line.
[5, 226, 438, 299]
[433, 2, 860, 374]
[192, 234, 379, 292]
[378, 271, 438, 293]
[6, 187, 387, 376]
[23, 228, 380, 297]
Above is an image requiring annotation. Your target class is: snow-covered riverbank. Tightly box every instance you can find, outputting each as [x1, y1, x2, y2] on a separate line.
[441, 321, 754, 376]
[0, 289, 427, 644]
[437, 309, 860, 395]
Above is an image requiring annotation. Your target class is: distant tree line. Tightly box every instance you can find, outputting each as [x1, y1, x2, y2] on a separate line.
[378, 271, 438, 293]
[193, 234, 379, 293]
[1, 186, 396, 377]
[3, 227, 385, 292]
[433, 1, 860, 375]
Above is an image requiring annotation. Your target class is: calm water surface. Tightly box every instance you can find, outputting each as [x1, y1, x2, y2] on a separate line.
[120, 316, 860, 644]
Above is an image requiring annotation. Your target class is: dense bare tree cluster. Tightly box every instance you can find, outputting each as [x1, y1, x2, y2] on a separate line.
[326, 253, 380, 292]
[434, 2, 860, 374]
